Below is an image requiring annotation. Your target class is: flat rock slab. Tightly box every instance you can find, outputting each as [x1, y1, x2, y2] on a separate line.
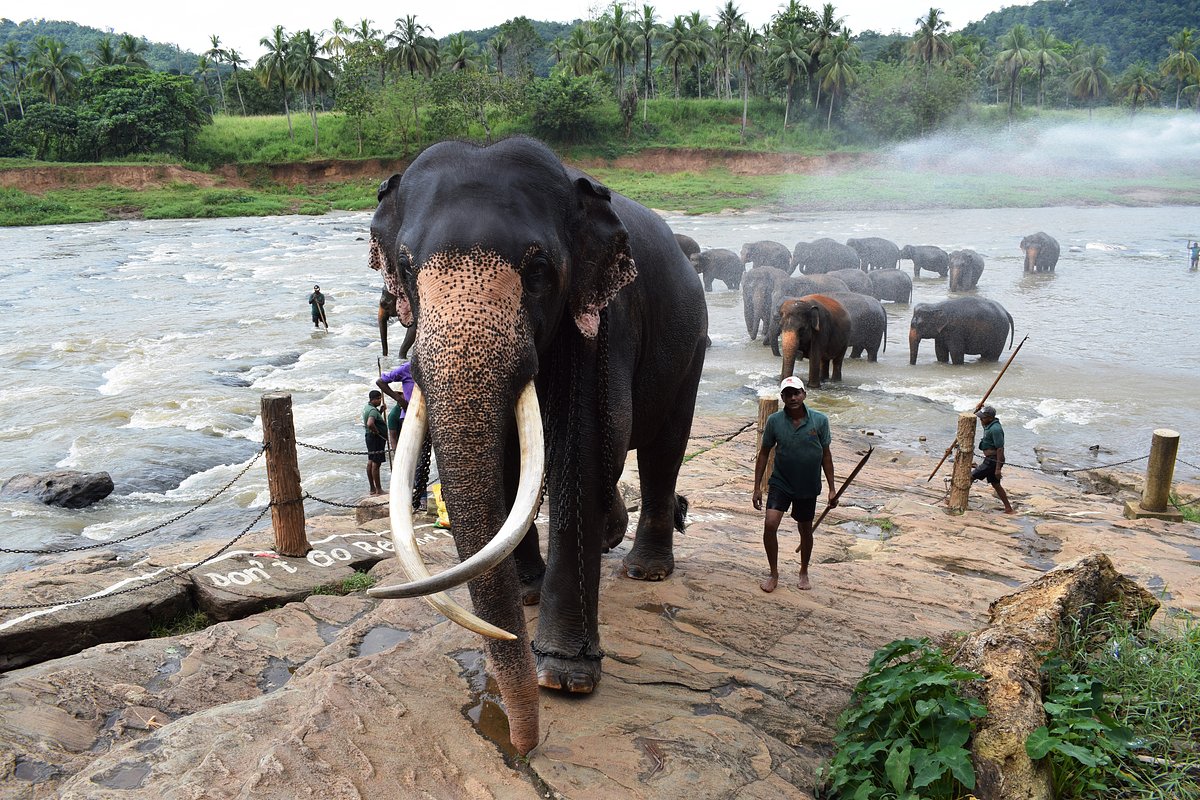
[1, 416, 1198, 798]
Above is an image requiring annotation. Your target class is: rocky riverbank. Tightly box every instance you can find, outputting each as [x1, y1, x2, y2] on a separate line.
[1, 414, 1197, 799]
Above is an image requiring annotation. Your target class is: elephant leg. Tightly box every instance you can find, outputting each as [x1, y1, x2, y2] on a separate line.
[504, 439, 545, 605]
[704, 275, 714, 292]
[603, 487, 629, 552]
[832, 353, 844, 382]
[867, 346, 878, 363]
[625, 341, 703, 581]
[935, 338, 950, 363]
[850, 345, 863, 359]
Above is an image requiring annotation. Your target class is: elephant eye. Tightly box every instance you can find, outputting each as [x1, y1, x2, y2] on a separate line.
[522, 253, 552, 296]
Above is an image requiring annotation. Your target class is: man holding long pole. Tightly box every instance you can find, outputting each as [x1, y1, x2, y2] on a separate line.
[752, 377, 837, 593]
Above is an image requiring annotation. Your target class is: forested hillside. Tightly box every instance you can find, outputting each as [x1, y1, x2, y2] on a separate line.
[0, 18, 196, 74]
[962, 0, 1200, 72]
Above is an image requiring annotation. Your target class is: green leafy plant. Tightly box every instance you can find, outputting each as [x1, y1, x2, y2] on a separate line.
[310, 570, 376, 596]
[150, 610, 211, 638]
[1027, 654, 1139, 797]
[818, 637, 987, 799]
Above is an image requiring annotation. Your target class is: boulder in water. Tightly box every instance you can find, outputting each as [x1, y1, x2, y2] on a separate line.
[1, 470, 114, 508]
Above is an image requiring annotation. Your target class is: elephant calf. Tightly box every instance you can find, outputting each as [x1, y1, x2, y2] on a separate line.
[674, 232, 701, 265]
[691, 248, 745, 291]
[1020, 232, 1060, 272]
[742, 265, 788, 341]
[740, 239, 792, 269]
[948, 249, 985, 292]
[900, 244, 949, 278]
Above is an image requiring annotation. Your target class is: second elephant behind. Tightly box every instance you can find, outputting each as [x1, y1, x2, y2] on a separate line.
[691, 248, 745, 291]
[908, 297, 1014, 365]
[948, 249, 985, 292]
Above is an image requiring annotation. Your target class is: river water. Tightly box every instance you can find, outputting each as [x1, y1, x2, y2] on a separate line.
[2, 206, 1198, 574]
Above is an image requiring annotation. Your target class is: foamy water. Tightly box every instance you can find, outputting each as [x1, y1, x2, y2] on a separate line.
[1, 204, 1198, 574]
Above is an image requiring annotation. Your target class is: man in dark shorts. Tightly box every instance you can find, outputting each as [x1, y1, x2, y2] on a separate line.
[362, 389, 387, 495]
[971, 405, 1015, 514]
[752, 376, 837, 592]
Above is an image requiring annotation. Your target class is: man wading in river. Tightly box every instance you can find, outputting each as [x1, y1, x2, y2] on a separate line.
[752, 377, 837, 592]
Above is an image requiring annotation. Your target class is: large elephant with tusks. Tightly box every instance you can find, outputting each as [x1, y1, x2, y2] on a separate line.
[365, 137, 708, 756]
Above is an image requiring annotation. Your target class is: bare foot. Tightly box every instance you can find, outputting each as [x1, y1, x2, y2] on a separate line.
[1004, 508, 1017, 515]
[760, 574, 778, 593]
[797, 572, 812, 590]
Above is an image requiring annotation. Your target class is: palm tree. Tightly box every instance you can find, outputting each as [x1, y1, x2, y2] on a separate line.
[1068, 44, 1112, 117]
[489, 32, 508, 79]
[910, 8, 952, 85]
[1, 41, 26, 116]
[562, 26, 599, 78]
[770, 26, 810, 127]
[995, 24, 1034, 119]
[660, 16, 693, 98]
[548, 37, 566, 67]
[809, 4, 844, 113]
[597, 4, 636, 95]
[92, 36, 119, 67]
[118, 34, 150, 68]
[1115, 62, 1160, 114]
[323, 18, 353, 63]
[817, 31, 859, 129]
[388, 16, 439, 123]
[350, 18, 385, 83]
[634, 4, 659, 118]
[685, 12, 714, 99]
[226, 49, 247, 114]
[206, 35, 227, 112]
[731, 23, 764, 141]
[1030, 28, 1065, 109]
[257, 25, 294, 140]
[28, 36, 82, 106]
[443, 34, 480, 72]
[193, 55, 215, 114]
[1161, 28, 1199, 110]
[289, 29, 335, 147]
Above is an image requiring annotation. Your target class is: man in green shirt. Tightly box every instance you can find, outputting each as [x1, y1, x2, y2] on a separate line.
[362, 390, 388, 495]
[971, 405, 1015, 514]
[752, 376, 837, 592]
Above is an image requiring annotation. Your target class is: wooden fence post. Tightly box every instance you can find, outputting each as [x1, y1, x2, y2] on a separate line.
[948, 413, 977, 513]
[260, 392, 310, 556]
[1124, 428, 1183, 521]
[757, 397, 779, 497]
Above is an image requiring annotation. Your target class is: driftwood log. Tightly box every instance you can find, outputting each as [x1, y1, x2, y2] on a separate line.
[948, 553, 1159, 799]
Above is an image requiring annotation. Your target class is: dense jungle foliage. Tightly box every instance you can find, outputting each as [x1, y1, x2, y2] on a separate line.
[2, 1, 1199, 166]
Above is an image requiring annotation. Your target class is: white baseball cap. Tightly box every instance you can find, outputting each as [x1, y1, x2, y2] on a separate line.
[780, 376, 806, 393]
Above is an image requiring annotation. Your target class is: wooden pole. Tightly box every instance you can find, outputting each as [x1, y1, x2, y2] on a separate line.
[260, 392, 310, 556]
[1140, 428, 1180, 512]
[756, 397, 779, 497]
[948, 413, 978, 513]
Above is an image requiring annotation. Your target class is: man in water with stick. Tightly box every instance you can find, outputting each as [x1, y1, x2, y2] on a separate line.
[308, 285, 328, 329]
[752, 377, 837, 592]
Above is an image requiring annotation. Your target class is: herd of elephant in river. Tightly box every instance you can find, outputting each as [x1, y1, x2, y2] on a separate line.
[673, 231, 1061, 389]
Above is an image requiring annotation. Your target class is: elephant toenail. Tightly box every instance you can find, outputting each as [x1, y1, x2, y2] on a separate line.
[537, 670, 563, 690]
[567, 674, 595, 693]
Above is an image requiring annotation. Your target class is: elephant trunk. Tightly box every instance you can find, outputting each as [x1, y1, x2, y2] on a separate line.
[377, 303, 390, 355]
[1024, 245, 1037, 272]
[908, 327, 920, 365]
[743, 285, 756, 339]
[780, 329, 800, 380]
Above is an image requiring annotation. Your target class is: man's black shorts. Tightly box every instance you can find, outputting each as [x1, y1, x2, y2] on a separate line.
[365, 432, 388, 464]
[766, 486, 817, 522]
[971, 456, 1001, 485]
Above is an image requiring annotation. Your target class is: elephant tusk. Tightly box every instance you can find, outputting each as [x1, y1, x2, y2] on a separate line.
[367, 382, 546, 641]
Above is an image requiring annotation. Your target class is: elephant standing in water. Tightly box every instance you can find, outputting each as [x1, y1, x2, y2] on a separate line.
[908, 297, 1014, 365]
[866, 268, 913, 303]
[691, 247, 745, 290]
[846, 236, 901, 270]
[674, 232, 701, 264]
[366, 137, 708, 755]
[828, 267, 872, 293]
[740, 239, 792, 269]
[1020, 232, 1060, 272]
[742, 265, 787, 341]
[825, 291, 887, 361]
[792, 238, 861, 274]
[948, 249, 985, 292]
[778, 294, 852, 388]
[900, 244, 950, 278]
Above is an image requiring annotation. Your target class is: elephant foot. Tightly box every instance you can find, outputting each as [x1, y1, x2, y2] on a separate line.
[602, 500, 629, 553]
[535, 652, 601, 694]
[518, 568, 544, 606]
[623, 550, 675, 581]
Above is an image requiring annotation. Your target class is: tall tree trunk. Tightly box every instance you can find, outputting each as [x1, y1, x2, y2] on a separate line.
[283, 91, 294, 141]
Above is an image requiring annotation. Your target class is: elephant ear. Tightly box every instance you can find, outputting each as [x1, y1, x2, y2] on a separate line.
[569, 176, 637, 339]
[808, 304, 822, 333]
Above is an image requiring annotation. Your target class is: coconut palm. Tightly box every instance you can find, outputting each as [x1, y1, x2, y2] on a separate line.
[193, 55, 215, 114]
[118, 34, 150, 69]
[257, 25, 294, 140]
[350, 18, 385, 83]
[489, 32, 508, 79]
[206, 35, 227, 112]
[731, 23, 765, 141]
[562, 27, 599, 78]
[809, 3, 844, 113]
[1068, 44, 1112, 117]
[715, 1, 745, 100]
[1030, 27, 1065, 109]
[910, 8, 953, 85]
[443, 34, 480, 72]
[226, 49, 247, 114]
[28, 36, 83, 106]
[1, 41, 26, 116]
[660, 16, 694, 98]
[995, 23, 1034, 118]
[548, 37, 566, 67]
[770, 26, 810, 127]
[1115, 62, 1160, 114]
[634, 4, 659, 117]
[596, 4, 636, 94]
[685, 12, 714, 99]
[290, 29, 335, 147]
[816, 31, 859, 129]
[92, 36, 119, 67]
[1161, 28, 1199, 110]
[323, 18, 353, 62]
[388, 16, 439, 79]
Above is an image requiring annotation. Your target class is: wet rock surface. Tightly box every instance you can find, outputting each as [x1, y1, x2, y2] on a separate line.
[1, 470, 114, 509]
[1, 416, 1197, 799]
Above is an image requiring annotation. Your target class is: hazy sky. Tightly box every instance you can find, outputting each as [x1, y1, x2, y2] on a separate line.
[15, 0, 1015, 62]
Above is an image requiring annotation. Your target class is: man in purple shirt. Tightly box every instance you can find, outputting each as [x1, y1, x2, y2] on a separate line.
[376, 362, 429, 511]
